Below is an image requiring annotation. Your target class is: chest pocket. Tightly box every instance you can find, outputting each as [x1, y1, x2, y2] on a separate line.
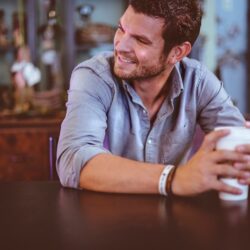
[161, 127, 194, 165]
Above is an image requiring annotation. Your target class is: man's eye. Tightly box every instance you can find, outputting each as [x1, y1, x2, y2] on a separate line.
[117, 24, 124, 32]
[137, 39, 149, 45]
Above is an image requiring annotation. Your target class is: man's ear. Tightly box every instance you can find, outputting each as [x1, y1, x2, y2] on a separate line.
[168, 42, 192, 64]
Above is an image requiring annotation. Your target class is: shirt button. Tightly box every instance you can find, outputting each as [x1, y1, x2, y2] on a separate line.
[147, 139, 152, 144]
[143, 110, 147, 114]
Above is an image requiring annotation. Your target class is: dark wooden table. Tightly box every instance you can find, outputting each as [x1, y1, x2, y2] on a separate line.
[0, 181, 249, 250]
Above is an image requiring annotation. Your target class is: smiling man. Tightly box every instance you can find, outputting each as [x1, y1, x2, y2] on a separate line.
[57, 0, 250, 197]
[114, 6, 170, 81]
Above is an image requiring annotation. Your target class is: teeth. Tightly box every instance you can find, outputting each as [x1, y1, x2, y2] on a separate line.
[119, 56, 135, 63]
[122, 58, 131, 63]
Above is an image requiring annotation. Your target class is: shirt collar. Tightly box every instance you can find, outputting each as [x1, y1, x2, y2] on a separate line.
[122, 80, 144, 107]
[168, 62, 184, 100]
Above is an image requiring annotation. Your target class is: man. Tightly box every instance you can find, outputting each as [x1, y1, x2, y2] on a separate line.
[57, 0, 250, 196]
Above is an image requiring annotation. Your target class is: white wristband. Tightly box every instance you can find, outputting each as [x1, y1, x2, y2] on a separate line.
[158, 165, 175, 196]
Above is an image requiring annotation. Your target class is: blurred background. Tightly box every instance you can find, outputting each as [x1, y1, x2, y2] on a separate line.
[193, 0, 249, 114]
[0, 0, 249, 114]
[0, 0, 249, 181]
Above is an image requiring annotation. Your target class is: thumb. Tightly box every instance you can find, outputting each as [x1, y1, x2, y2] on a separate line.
[200, 129, 230, 152]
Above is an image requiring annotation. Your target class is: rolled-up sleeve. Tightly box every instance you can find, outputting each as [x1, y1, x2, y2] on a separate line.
[56, 67, 113, 188]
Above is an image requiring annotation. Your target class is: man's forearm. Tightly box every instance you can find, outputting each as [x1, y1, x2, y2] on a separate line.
[80, 154, 165, 194]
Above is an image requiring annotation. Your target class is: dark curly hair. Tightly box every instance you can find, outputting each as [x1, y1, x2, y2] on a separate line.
[129, 0, 202, 54]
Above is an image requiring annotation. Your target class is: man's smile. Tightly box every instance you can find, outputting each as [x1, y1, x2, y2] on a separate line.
[116, 53, 137, 65]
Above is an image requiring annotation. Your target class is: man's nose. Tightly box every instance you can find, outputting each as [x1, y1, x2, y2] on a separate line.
[115, 34, 132, 52]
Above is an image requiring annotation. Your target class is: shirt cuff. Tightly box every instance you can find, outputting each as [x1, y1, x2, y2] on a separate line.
[59, 146, 111, 189]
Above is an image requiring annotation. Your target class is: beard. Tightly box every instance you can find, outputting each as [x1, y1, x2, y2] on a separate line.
[113, 52, 168, 81]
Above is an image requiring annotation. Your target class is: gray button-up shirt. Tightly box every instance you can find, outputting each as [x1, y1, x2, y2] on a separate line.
[57, 52, 244, 188]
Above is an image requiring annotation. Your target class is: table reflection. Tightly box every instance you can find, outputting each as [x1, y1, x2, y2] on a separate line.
[56, 188, 249, 250]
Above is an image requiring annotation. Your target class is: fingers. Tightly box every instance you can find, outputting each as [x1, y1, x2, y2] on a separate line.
[234, 161, 250, 171]
[201, 129, 230, 152]
[234, 136, 250, 171]
[235, 123, 250, 171]
[212, 149, 250, 163]
[211, 150, 250, 180]
[212, 163, 250, 179]
[235, 144, 250, 154]
[238, 178, 250, 185]
[245, 121, 250, 128]
[212, 180, 243, 195]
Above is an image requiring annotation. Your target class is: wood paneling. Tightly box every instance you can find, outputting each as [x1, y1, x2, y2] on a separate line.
[0, 116, 63, 181]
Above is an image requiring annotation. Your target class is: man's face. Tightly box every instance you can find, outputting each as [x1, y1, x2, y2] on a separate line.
[113, 6, 170, 81]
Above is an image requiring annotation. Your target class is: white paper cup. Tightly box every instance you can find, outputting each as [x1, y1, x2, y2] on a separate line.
[215, 126, 250, 201]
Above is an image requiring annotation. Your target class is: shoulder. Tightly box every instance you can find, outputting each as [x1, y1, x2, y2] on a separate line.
[70, 51, 117, 90]
[180, 57, 219, 87]
[69, 52, 118, 102]
[181, 57, 209, 76]
[73, 51, 115, 86]
[76, 51, 113, 69]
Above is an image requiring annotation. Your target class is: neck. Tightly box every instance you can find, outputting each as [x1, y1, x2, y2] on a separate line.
[132, 66, 173, 109]
[131, 66, 174, 124]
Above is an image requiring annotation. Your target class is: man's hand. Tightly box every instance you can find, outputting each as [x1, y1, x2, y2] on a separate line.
[234, 121, 250, 185]
[172, 129, 250, 196]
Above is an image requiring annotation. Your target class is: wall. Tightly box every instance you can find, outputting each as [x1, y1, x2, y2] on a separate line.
[194, 0, 248, 114]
